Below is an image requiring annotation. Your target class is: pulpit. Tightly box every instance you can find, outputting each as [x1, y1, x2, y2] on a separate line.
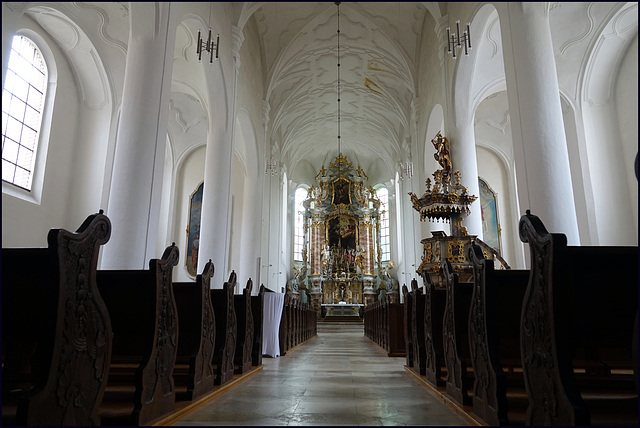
[410, 132, 508, 288]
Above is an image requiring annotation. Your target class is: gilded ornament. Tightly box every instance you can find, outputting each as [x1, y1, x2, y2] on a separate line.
[447, 240, 466, 263]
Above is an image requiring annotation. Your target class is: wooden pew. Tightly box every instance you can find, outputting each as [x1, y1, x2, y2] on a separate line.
[364, 300, 375, 344]
[172, 259, 216, 401]
[518, 210, 638, 426]
[381, 296, 389, 351]
[421, 270, 447, 387]
[279, 294, 289, 356]
[96, 244, 179, 426]
[442, 258, 474, 406]
[251, 285, 266, 367]
[2, 211, 112, 426]
[209, 272, 238, 386]
[386, 296, 406, 357]
[402, 285, 414, 369]
[364, 296, 404, 357]
[233, 279, 254, 374]
[295, 299, 302, 347]
[287, 295, 299, 349]
[468, 241, 529, 426]
[410, 279, 427, 376]
[307, 301, 318, 339]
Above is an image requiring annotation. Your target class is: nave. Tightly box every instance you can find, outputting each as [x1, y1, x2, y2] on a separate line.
[165, 322, 472, 426]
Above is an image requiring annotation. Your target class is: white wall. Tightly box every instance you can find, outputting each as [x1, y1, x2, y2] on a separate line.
[2, 12, 80, 247]
[615, 34, 638, 240]
[229, 153, 246, 291]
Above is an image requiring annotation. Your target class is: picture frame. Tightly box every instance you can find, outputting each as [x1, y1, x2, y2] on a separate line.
[478, 177, 502, 255]
[186, 181, 204, 277]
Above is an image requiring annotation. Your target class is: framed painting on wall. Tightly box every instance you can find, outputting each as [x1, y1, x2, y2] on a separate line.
[478, 178, 502, 255]
[186, 182, 204, 277]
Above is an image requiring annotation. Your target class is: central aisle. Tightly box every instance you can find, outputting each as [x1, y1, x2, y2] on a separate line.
[169, 321, 471, 426]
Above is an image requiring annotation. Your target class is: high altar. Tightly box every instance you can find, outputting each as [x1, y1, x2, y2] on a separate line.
[287, 154, 399, 316]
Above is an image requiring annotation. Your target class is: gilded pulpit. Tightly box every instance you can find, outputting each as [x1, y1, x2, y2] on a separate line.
[410, 132, 507, 288]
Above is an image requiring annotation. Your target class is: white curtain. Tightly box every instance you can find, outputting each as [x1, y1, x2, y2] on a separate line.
[262, 292, 284, 357]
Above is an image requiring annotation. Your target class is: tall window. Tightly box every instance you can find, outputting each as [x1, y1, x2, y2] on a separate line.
[293, 187, 307, 261]
[377, 187, 390, 261]
[2, 35, 47, 191]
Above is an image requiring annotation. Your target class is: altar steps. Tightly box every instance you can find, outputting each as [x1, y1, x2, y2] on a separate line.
[320, 315, 363, 323]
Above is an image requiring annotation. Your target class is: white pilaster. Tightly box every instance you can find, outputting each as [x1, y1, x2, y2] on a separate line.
[102, 3, 176, 269]
[198, 121, 232, 288]
[499, 2, 579, 244]
[448, 122, 483, 238]
[238, 169, 260, 292]
[198, 26, 244, 289]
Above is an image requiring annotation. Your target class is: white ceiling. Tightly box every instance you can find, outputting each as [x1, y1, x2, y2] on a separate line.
[253, 2, 426, 177]
[20, 2, 637, 184]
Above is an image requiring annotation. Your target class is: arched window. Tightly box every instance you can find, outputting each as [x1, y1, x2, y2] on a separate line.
[376, 186, 390, 261]
[293, 187, 307, 261]
[2, 35, 48, 191]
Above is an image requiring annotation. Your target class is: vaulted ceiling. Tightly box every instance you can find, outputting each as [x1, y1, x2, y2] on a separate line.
[19, 2, 636, 186]
[250, 2, 429, 179]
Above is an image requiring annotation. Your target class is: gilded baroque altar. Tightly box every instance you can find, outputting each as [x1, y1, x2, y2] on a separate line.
[287, 154, 399, 315]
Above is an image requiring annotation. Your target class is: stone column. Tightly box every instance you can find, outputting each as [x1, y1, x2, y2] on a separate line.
[198, 27, 242, 289]
[448, 118, 483, 239]
[498, 2, 579, 244]
[102, 3, 176, 269]
[439, 13, 483, 240]
[198, 120, 231, 289]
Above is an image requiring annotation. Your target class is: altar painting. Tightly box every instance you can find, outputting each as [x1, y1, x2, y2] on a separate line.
[479, 178, 501, 255]
[186, 182, 204, 277]
[327, 214, 357, 251]
[332, 177, 351, 206]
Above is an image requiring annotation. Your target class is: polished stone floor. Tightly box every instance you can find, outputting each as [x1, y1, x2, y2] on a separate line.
[170, 322, 471, 426]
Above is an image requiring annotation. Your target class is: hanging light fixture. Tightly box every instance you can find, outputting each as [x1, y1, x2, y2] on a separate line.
[196, 3, 219, 63]
[336, 2, 342, 158]
[399, 161, 414, 180]
[446, 20, 471, 59]
[265, 157, 278, 175]
[333, 1, 347, 178]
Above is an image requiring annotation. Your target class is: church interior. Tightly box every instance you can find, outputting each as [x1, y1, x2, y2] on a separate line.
[1, 2, 638, 426]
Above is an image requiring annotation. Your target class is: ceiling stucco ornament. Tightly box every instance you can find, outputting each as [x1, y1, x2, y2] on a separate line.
[559, 2, 596, 57]
[75, 2, 128, 54]
[34, 9, 79, 49]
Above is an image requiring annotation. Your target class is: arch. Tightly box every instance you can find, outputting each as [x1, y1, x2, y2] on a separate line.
[175, 13, 229, 129]
[579, 2, 637, 244]
[451, 3, 497, 127]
